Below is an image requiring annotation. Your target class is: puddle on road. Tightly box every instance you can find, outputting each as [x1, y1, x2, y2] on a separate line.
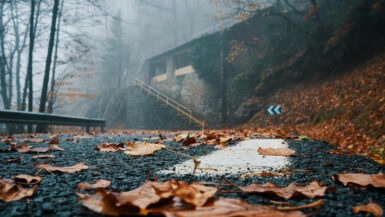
[158, 139, 291, 176]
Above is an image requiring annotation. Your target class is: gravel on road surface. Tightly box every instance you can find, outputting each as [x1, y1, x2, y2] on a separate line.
[0, 132, 384, 217]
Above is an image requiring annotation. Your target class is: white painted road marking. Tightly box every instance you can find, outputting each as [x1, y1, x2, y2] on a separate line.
[159, 139, 291, 176]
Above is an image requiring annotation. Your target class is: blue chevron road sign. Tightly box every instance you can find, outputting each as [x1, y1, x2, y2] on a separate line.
[266, 105, 282, 115]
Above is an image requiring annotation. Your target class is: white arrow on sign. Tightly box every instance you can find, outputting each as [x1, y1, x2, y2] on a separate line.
[267, 106, 274, 115]
[274, 106, 281, 114]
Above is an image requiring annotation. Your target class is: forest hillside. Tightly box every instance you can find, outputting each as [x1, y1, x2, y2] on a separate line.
[247, 52, 385, 163]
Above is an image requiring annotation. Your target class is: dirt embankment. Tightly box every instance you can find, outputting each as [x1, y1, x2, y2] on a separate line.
[247, 53, 385, 163]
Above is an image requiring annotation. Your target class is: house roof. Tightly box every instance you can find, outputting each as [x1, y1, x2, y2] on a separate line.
[147, 18, 243, 62]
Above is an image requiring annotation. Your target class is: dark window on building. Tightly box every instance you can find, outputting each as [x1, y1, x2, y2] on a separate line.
[150, 61, 166, 77]
[174, 52, 190, 69]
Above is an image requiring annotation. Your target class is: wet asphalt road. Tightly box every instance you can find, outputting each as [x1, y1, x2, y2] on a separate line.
[0, 132, 384, 217]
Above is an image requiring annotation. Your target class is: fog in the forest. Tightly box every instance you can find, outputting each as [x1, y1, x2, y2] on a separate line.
[1, 0, 384, 131]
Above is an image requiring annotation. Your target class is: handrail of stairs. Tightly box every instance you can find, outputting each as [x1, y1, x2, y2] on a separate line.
[133, 79, 205, 130]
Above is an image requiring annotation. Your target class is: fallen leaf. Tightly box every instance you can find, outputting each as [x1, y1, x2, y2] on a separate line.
[46, 139, 60, 144]
[214, 143, 226, 149]
[16, 144, 32, 153]
[2, 156, 22, 164]
[174, 134, 189, 142]
[258, 147, 296, 156]
[172, 181, 217, 207]
[0, 138, 14, 143]
[14, 175, 42, 185]
[19, 138, 44, 143]
[226, 179, 327, 199]
[48, 144, 64, 151]
[332, 173, 385, 188]
[36, 162, 89, 173]
[78, 179, 111, 190]
[31, 155, 55, 159]
[352, 202, 383, 217]
[0, 178, 37, 202]
[77, 182, 304, 217]
[155, 198, 305, 217]
[182, 136, 197, 146]
[159, 133, 165, 140]
[76, 190, 137, 216]
[28, 147, 51, 153]
[124, 142, 165, 156]
[94, 143, 124, 152]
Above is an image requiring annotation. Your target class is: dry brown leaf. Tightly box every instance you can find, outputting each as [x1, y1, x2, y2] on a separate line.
[14, 175, 42, 185]
[28, 147, 51, 153]
[0, 178, 37, 202]
[18, 138, 44, 143]
[333, 173, 385, 188]
[0, 138, 14, 143]
[258, 147, 296, 157]
[77, 181, 303, 217]
[155, 198, 305, 217]
[124, 142, 165, 156]
[172, 181, 217, 207]
[16, 144, 32, 153]
[182, 136, 197, 146]
[36, 162, 89, 173]
[352, 202, 383, 217]
[48, 144, 64, 151]
[76, 190, 138, 216]
[78, 179, 111, 190]
[94, 143, 124, 152]
[115, 181, 174, 208]
[31, 155, 55, 159]
[174, 134, 189, 142]
[45, 139, 59, 144]
[227, 179, 326, 199]
[2, 156, 22, 164]
[214, 143, 226, 149]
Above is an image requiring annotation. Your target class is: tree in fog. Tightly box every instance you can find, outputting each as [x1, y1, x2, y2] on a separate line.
[100, 10, 129, 90]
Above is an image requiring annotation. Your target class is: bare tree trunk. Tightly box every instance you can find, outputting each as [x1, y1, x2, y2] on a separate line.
[24, 0, 36, 132]
[48, 0, 64, 113]
[22, 0, 41, 112]
[37, 0, 60, 132]
[11, 1, 29, 110]
[7, 54, 13, 106]
[0, 4, 10, 109]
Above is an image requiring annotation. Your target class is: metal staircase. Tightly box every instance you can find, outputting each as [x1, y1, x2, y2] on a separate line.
[133, 79, 206, 130]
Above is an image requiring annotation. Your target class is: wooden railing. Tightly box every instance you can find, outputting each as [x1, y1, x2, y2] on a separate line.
[133, 79, 205, 130]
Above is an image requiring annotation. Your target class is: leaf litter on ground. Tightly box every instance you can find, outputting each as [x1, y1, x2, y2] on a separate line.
[36, 162, 89, 173]
[76, 180, 305, 217]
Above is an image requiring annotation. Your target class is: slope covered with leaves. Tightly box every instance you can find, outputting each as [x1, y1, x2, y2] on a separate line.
[248, 53, 385, 163]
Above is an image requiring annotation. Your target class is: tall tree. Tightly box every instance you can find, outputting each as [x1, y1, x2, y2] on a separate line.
[21, 0, 42, 111]
[48, 0, 64, 113]
[39, 0, 60, 114]
[37, 0, 59, 132]
[0, 3, 10, 109]
[11, 1, 30, 110]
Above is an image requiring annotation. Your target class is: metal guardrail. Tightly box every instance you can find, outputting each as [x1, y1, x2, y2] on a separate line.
[0, 109, 105, 133]
[133, 79, 205, 130]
